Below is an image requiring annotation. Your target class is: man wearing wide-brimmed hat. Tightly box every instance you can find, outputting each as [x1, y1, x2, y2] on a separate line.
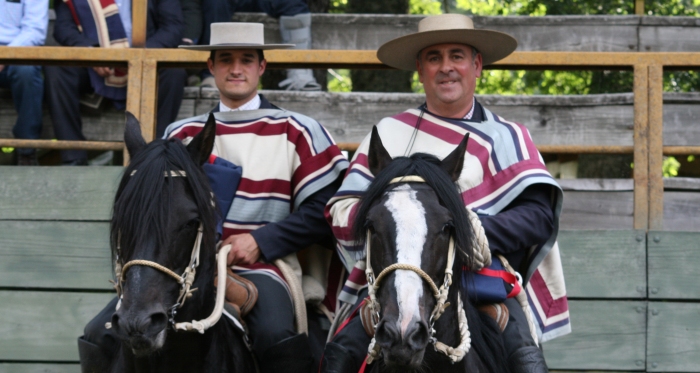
[324, 14, 568, 373]
[170, 22, 348, 372]
[78, 23, 348, 373]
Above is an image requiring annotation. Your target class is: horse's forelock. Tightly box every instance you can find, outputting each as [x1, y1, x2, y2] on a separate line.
[354, 152, 475, 273]
[111, 138, 218, 263]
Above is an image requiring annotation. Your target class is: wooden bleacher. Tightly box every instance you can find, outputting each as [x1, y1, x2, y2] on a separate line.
[2, 4, 700, 373]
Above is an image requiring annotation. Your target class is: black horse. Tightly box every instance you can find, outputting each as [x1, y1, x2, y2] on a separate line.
[102, 113, 256, 372]
[353, 127, 510, 372]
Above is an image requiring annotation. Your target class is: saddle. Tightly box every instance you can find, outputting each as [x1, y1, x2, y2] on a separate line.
[214, 268, 259, 319]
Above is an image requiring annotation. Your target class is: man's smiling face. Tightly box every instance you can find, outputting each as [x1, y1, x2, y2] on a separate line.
[417, 43, 482, 117]
[207, 49, 266, 108]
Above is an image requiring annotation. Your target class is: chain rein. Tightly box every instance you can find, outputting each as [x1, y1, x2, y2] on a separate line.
[364, 175, 471, 364]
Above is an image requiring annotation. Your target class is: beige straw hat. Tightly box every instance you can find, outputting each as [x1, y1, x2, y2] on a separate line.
[377, 14, 517, 71]
[180, 22, 293, 51]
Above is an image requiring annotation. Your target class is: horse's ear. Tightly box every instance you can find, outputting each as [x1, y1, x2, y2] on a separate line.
[440, 133, 469, 182]
[367, 126, 393, 177]
[187, 113, 217, 165]
[124, 111, 147, 158]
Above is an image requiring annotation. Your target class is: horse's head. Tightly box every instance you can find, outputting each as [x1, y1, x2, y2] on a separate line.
[355, 127, 473, 369]
[109, 113, 218, 356]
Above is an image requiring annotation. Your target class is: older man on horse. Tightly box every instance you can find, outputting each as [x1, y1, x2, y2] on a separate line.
[79, 23, 348, 373]
[323, 14, 568, 373]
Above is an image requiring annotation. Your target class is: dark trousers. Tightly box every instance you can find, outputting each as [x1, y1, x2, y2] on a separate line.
[44, 66, 186, 163]
[327, 290, 539, 368]
[0, 65, 44, 156]
[82, 271, 296, 361]
[201, 0, 310, 45]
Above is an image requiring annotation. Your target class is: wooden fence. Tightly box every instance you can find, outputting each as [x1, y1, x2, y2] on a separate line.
[2, 47, 700, 230]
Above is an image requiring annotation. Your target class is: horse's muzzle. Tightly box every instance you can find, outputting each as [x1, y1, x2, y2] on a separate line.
[375, 318, 430, 368]
[111, 308, 169, 356]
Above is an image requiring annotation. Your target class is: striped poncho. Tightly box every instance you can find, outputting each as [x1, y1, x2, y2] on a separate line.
[165, 108, 348, 242]
[325, 104, 570, 342]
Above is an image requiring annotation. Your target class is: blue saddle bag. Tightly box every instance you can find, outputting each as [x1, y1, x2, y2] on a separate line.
[202, 155, 242, 239]
[461, 256, 522, 304]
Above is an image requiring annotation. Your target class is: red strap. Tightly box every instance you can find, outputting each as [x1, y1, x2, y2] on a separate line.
[62, 0, 83, 31]
[208, 154, 217, 164]
[476, 267, 522, 298]
[359, 358, 368, 373]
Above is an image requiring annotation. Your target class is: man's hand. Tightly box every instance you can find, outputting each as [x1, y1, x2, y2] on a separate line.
[222, 233, 261, 266]
[0, 65, 5, 73]
[93, 67, 114, 77]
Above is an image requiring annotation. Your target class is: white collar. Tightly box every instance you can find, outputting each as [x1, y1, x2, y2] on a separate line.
[219, 94, 261, 112]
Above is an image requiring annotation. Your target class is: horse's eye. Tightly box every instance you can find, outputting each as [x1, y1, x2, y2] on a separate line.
[442, 222, 453, 233]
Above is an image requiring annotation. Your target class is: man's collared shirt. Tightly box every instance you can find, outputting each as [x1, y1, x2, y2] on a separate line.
[219, 94, 262, 112]
[0, 0, 48, 47]
[463, 97, 475, 120]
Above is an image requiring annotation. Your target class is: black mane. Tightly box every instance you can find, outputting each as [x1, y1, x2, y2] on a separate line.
[110, 138, 218, 266]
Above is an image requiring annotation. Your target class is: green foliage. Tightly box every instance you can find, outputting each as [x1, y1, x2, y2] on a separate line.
[1, 147, 14, 154]
[663, 156, 682, 177]
[327, 69, 352, 92]
[410, 0, 443, 14]
[329, 0, 348, 13]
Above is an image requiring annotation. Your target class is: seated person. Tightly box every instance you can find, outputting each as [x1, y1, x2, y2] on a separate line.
[0, 0, 48, 165]
[200, 0, 321, 91]
[45, 0, 187, 165]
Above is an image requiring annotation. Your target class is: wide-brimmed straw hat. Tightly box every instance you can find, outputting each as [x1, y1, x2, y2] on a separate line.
[180, 22, 293, 51]
[377, 14, 517, 71]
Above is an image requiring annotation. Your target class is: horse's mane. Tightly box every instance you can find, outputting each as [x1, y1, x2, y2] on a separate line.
[353, 152, 509, 373]
[110, 138, 218, 268]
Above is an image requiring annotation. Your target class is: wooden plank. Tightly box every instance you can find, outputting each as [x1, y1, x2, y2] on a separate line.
[648, 231, 700, 299]
[648, 65, 664, 230]
[0, 139, 123, 151]
[0, 364, 79, 373]
[647, 302, 700, 372]
[233, 13, 643, 52]
[558, 230, 646, 298]
[633, 65, 650, 230]
[0, 291, 114, 361]
[0, 221, 112, 290]
[140, 59, 158, 142]
[635, 0, 645, 15]
[663, 192, 700, 231]
[0, 167, 121, 221]
[559, 191, 634, 230]
[131, 0, 147, 48]
[544, 300, 647, 371]
[640, 18, 700, 54]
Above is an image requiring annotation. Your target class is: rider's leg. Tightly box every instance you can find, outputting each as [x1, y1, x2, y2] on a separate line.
[78, 297, 119, 373]
[503, 297, 549, 373]
[320, 289, 371, 373]
[241, 272, 313, 373]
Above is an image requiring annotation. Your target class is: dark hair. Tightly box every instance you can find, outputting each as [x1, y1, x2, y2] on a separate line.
[209, 49, 265, 64]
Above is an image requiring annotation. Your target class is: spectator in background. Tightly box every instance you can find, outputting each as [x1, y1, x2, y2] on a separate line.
[200, 0, 321, 91]
[0, 0, 48, 166]
[179, 0, 202, 45]
[45, 0, 186, 165]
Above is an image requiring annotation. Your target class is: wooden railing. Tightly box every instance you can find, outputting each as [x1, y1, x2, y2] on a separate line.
[2, 23, 700, 232]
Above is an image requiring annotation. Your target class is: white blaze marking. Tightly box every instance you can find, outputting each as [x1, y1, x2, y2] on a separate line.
[385, 184, 427, 336]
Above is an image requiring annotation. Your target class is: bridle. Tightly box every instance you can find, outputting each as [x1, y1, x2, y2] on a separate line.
[364, 175, 471, 364]
[107, 170, 231, 334]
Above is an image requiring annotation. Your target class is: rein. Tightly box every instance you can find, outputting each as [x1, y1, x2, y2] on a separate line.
[106, 169, 229, 334]
[364, 175, 471, 364]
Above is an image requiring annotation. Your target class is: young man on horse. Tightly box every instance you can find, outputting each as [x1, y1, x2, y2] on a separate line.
[170, 22, 348, 372]
[78, 23, 348, 373]
[323, 14, 568, 373]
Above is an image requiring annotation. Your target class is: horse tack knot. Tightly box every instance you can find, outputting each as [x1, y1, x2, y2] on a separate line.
[366, 337, 381, 364]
